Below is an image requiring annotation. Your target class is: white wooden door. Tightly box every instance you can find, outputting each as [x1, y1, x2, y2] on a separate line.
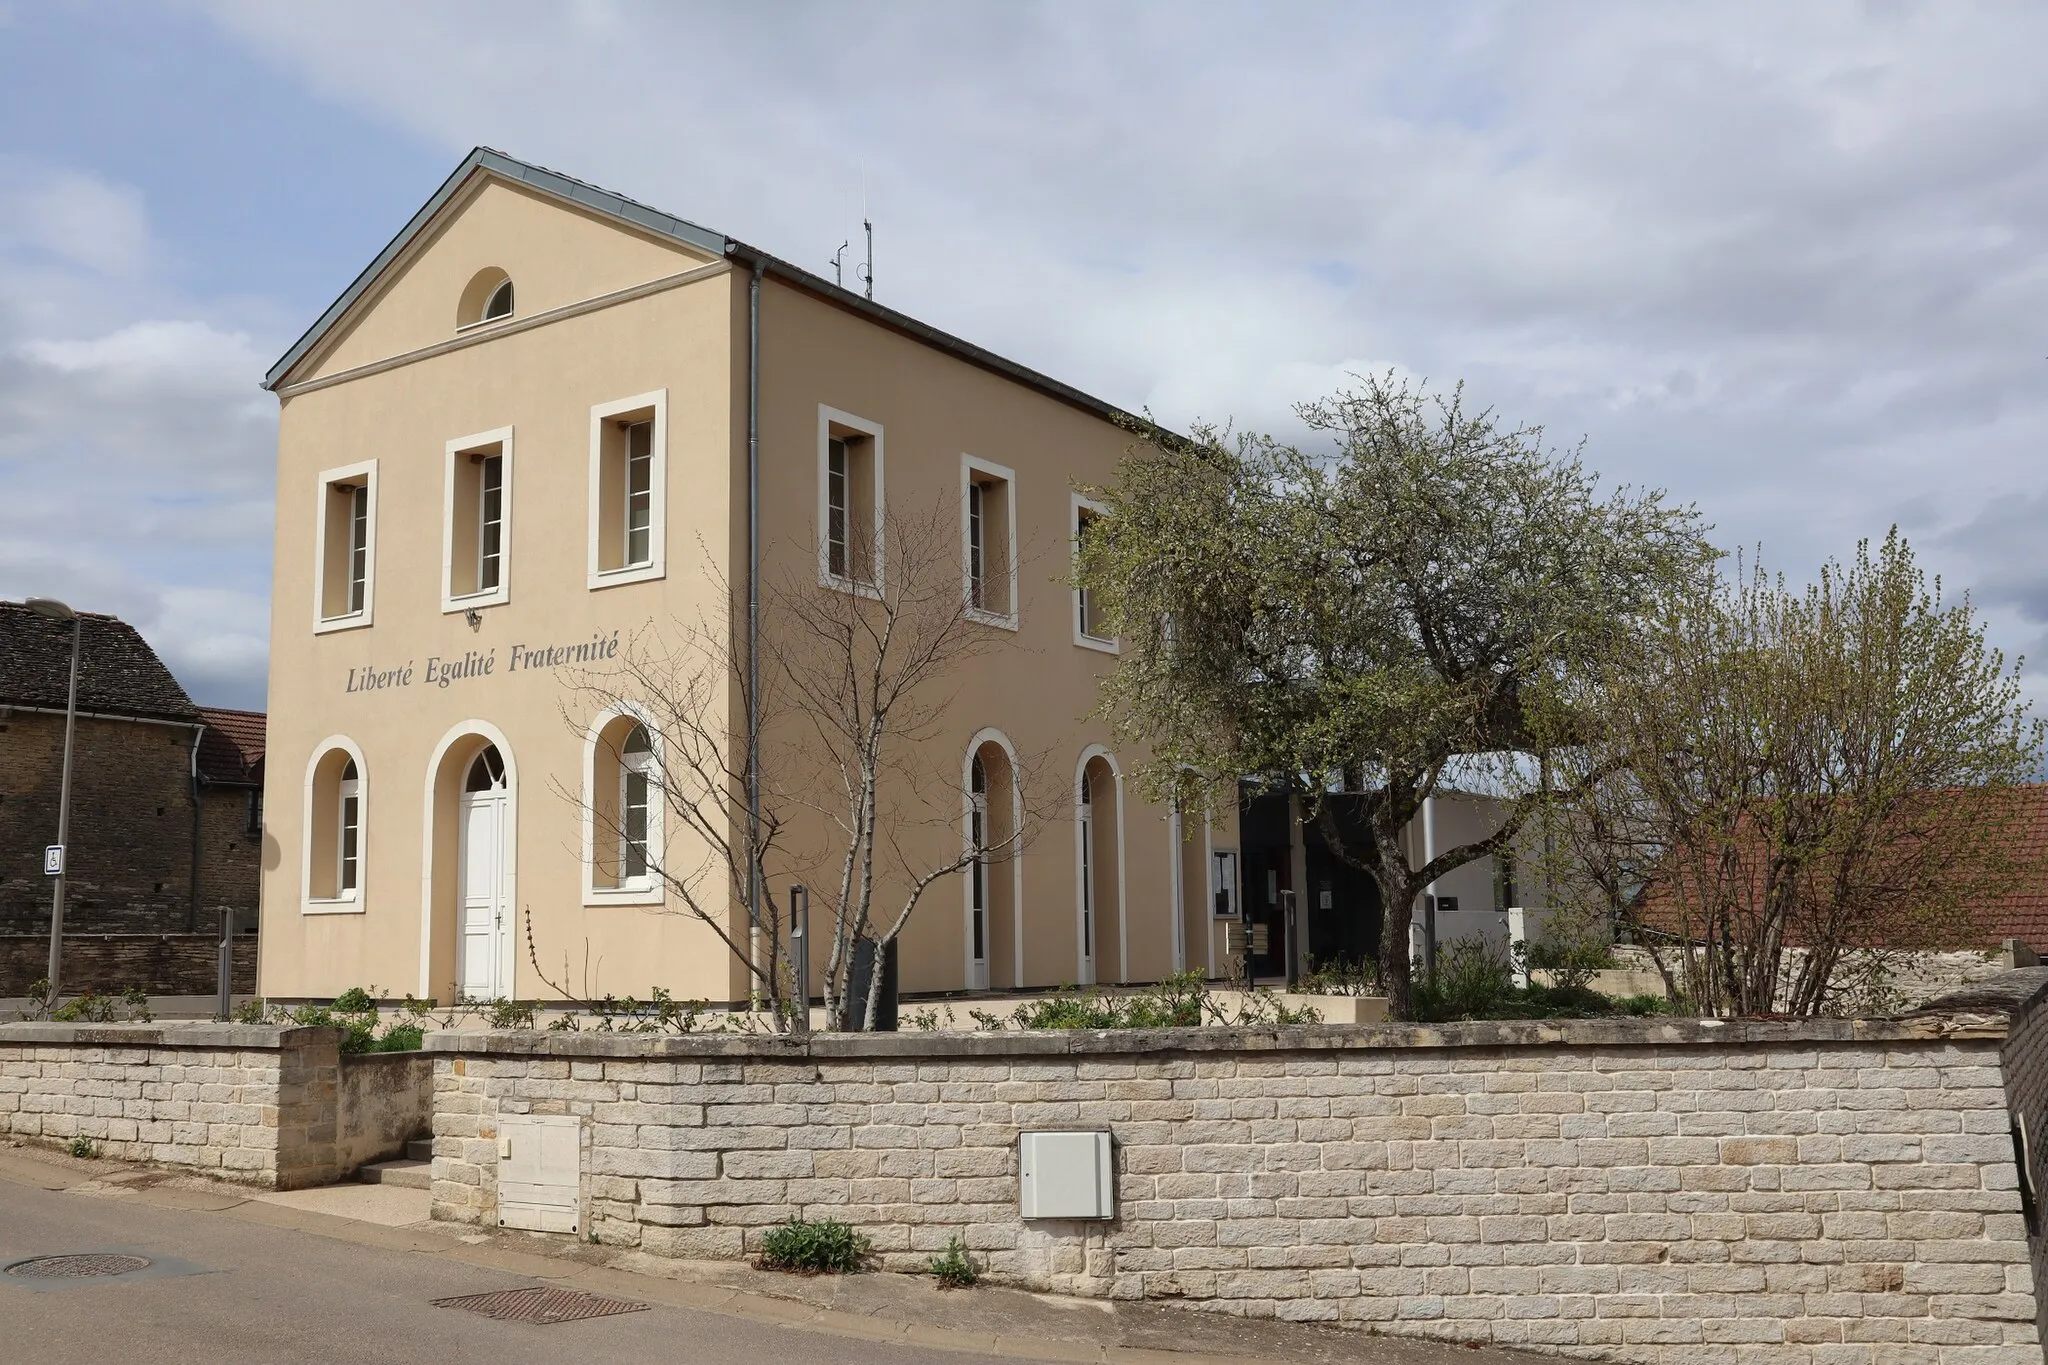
[458, 791, 504, 1000]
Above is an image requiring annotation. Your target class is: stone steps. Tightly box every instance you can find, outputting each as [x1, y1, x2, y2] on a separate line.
[358, 1157, 430, 1189]
[406, 1137, 431, 1163]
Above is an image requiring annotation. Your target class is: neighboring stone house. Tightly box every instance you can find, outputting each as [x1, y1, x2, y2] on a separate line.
[0, 601, 260, 996]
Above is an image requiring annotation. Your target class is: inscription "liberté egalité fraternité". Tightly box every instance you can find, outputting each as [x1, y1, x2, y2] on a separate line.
[343, 631, 620, 693]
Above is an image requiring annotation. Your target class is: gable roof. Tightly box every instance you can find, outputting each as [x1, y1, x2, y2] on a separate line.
[196, 707, 266, 786]
[263, 148, 1137, 429]
[0, 602, 200, 723]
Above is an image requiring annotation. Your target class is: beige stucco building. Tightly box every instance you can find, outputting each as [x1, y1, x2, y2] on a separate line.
[257, 148, 1240, 1007]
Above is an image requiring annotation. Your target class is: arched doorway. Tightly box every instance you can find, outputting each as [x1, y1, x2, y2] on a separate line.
[419, 722, 518, 1003]
[458, 744, 509, 1000]
[964, 732, 1020, 990]
[1075, 750, 1125, 985]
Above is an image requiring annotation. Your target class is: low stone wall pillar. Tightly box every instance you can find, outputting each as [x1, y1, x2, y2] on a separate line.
[0, 1021, 425, 1190]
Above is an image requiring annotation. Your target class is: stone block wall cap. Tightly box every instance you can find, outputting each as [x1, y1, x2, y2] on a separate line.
[416, 1011, 2006, 1059]
[1911, 966, 2048, 1018]
[0, 1020, 344, 1049]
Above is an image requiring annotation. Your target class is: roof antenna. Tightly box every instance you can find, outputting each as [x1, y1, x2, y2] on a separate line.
[831, 239, 849, 288]
[856, 164, 873, 300]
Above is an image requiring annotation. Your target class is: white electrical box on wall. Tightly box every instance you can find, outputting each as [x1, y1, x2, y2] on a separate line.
[497, 1114, 582, 1235]
[1018, 1130, 1114, 1220]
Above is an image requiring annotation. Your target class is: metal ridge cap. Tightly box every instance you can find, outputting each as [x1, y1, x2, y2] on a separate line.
[723, 239, 1168, 435]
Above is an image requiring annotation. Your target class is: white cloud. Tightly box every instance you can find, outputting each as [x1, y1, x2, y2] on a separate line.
[0, 159, 277, 709]
[20, 1, 2048, 711]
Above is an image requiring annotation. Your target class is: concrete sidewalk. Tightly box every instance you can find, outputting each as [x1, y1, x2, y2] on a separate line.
[1, 1139, 1531, 1365]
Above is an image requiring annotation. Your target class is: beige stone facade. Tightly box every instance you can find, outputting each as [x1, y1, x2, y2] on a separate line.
[258, 150, 1238, 1006]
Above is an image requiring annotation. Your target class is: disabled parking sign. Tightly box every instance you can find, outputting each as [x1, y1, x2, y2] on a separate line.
[43, 845, 63, 876]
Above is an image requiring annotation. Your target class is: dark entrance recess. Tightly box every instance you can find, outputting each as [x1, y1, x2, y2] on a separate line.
[1238, 786, 1384, 982]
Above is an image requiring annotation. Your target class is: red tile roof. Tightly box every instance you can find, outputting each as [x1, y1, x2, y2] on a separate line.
[196, 707, 266, 786]
[1636, 783, 2048, 950]
[1983, 784, 2048, 947]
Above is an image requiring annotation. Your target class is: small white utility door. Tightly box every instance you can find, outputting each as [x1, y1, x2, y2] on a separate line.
[498, 1114, 581, 1234]
[458, 791, 505, 1000]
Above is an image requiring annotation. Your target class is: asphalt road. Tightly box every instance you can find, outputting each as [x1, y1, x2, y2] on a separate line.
[0, 1174, 1022, 1365]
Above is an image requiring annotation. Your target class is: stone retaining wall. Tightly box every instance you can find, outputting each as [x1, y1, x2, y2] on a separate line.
[0, 1022, 427, 1188]
[427, 1017, 2039, 1365]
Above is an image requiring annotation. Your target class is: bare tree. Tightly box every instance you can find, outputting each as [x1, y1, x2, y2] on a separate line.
[556, 566, 800, 1028]
[770, 496, 1058, 1030]
[1554, 532, 2045, 1016]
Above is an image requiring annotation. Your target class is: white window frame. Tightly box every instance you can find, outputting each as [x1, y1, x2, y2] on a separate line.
[1071, 493, 1118, 653]
[441, 426, 514, 613]
[587, 390, 668, 590]
[312, 459, 378, 634]
[581, 704, 666, 906]
[817, 405, 885, 597]
[301, 735, 368, 915]
[338, 762, 362, 894]
[961, 454, 1019, 630]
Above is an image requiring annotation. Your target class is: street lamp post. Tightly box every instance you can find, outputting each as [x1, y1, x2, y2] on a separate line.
[25, 598, 80, 1002]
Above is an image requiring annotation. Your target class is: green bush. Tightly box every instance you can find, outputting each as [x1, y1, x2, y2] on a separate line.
[928, 1234, 978, 1288]
[1408, 940, 1675, 1022]
[233, 988, 426, 1053]
[68, 1135, 100, 1160]
[1298, 957, 1382, 996]
[1000, 970, 1321, 1031]
[758, 1217, 872, 1273]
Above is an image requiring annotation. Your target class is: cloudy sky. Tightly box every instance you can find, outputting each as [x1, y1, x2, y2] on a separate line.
[3, 2, 2047, 710]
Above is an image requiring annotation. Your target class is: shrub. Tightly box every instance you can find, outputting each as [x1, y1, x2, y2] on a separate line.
[68, 1135, 100, 1159]
[1003, 971, 1321, 1031]
[759, 1217, 872, 1274]
[1298, 957, 1382, 996]
[1411, 939, 1518, 1021]
[1408, 940, 1676, 1022]
[928, 1235, 978, 1288]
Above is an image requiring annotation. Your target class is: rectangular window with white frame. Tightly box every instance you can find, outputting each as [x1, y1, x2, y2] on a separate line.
[442, 427, 514, 613]
[962, 454, 1017, 628]
[313, 460, 378, 632]
[818, 406, 883, 592]
[1071, 493, 1117, 652]
[587, 390, 667, 590]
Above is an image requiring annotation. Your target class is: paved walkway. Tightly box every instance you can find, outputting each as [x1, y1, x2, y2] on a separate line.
[0, 1141, 1531, 1365]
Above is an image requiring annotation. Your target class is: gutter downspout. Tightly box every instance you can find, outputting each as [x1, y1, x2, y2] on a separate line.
[746, 259, 764, 1004]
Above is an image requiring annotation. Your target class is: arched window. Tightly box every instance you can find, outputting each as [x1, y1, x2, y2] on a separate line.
[969, 754, 989, 968]
[338, 758, 361, 895]
[457, 268, 515, 329]
[465, 744, 506, 791]
[303, 740, 367, 910]
[1077, 766, 1092, 962]
[620, 724, 654, 886]
[583, 711, 663, 903]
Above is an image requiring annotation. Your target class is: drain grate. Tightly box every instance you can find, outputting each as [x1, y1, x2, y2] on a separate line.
[6, 1254, 152, 1280]
[432, 1285, 648, 1325]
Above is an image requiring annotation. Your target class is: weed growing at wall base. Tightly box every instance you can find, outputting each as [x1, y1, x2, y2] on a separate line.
[758, 1217, 873, 1274]
[928, 1235, 978, 1288]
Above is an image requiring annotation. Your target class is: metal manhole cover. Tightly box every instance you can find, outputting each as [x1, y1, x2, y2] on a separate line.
[432, 1285, 648, 1325]
[6, 1254, 152, 1279]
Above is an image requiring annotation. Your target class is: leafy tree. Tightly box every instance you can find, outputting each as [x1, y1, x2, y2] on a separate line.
[1075, 373, 1707, 1018]
[1556, 531, 2045, 1016]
